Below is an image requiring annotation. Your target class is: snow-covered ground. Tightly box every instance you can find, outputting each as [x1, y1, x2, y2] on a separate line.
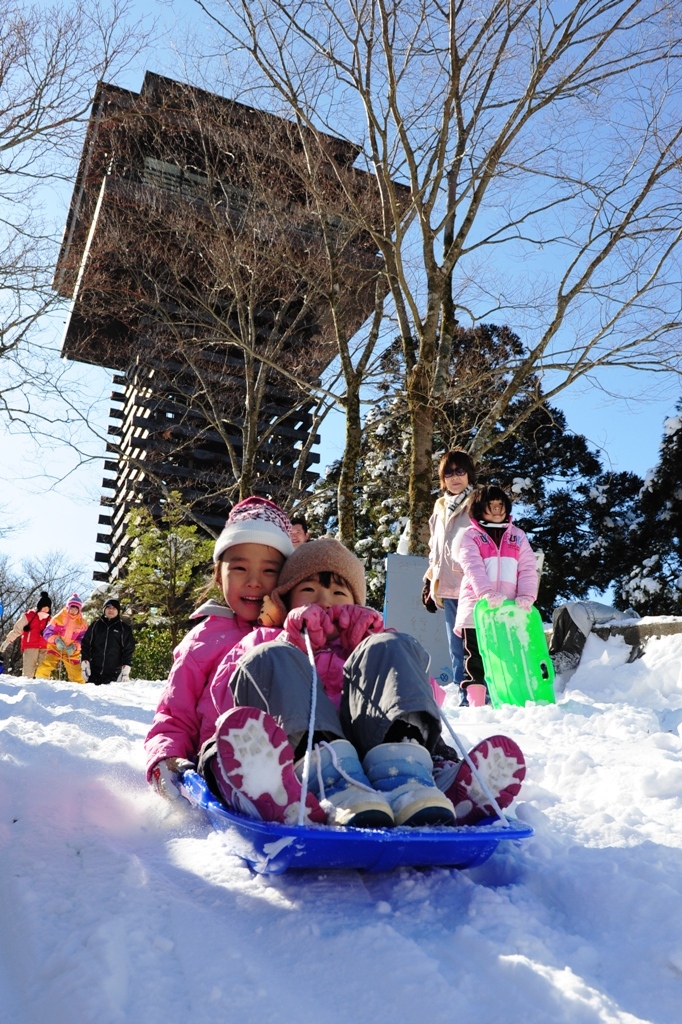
[1, 630, 682, 1024]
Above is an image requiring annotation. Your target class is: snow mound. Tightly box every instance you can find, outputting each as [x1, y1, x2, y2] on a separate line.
[1, 633, 682, 1024]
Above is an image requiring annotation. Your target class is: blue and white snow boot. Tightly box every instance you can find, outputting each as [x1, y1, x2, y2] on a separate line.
[296, 739, 395, 830]
[363, 741, 456, 827]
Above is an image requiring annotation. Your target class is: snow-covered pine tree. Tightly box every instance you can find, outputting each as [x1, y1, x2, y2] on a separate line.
[307, 326, 642, 616]
[615, 404, 682, 615]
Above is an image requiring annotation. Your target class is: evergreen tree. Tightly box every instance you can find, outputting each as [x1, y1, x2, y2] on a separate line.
[120, 493, 215, 646]
[307, 326, 643, 617]
[615, 405, 682, 614]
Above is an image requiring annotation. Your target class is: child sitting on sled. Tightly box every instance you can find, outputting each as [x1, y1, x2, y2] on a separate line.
[144, 497, 294, 798]
[198, 538, 526, 830]
[456, 484, 539, 707]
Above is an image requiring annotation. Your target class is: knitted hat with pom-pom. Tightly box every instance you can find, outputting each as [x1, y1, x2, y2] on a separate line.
[213, 497, 294, 563]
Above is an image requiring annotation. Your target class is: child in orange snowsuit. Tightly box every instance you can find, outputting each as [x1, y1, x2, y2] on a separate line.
[36, 594, 88, 683]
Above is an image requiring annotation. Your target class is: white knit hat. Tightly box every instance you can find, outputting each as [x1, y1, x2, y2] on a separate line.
[213, 497, 294, 563]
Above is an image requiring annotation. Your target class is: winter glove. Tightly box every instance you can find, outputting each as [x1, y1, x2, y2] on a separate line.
[64, 642, 77, 657]
[421, 581, 438, 614]
[117, 665, 131, 683]
[515, 596, 534, 612]
[81, 660, 91, 681]
[330, 604, 384, 651]
[53, 636, 66, 652]
[150, 757, 195, 801]
[282, 604, 334, 653]
[486, 592, 505, 609]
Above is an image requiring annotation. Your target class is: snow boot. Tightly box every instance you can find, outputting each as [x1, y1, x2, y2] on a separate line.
[466, 684, 487, 707]
[296, 739, 395, 830]
[433, 734, 526, 825]
[213, 706, 326, 826]
[363, 741, 456, 827]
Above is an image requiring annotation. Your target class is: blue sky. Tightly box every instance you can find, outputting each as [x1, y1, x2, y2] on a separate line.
[1, 0, 680, 591]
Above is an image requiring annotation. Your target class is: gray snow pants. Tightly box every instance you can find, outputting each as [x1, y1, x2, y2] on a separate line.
[227, 631, 442, 758]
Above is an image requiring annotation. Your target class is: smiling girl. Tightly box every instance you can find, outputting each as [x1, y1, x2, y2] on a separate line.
[144, 497, 293, 797]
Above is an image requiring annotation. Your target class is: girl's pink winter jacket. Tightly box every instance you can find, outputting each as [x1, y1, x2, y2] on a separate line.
[454, 518, 538, 634]
[144, 601, 253, 780]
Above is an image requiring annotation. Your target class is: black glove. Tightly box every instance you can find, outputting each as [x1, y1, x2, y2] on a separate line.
[421, 581, 438, 614]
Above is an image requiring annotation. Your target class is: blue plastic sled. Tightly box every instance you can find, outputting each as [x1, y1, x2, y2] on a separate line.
[178, 770, 533, 875]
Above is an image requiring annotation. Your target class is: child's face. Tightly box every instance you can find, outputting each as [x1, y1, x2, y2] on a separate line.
[482, 500, 507, 524]
[68, 604, 80, 616]
[288, 574, 354, 611]
[217, 543, 285, 621]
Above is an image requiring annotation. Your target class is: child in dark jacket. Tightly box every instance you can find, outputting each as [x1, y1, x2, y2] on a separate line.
[81, 599, 135, 685]
[199, 539, 526, 830]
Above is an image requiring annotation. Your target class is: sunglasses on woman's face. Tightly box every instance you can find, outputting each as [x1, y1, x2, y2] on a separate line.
[444, 467, 467, 477]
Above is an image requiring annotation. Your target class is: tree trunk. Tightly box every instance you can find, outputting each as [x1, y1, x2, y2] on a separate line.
[337, 382, 361, 548]
[407, 360, 435, 556]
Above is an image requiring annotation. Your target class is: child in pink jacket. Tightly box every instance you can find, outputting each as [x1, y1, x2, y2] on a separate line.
[455, 485, 539, 706]
[144, 497, 294, 797]
[197, 539, 527, 831]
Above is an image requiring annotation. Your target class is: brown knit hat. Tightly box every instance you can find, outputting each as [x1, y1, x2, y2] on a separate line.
[269, 538, 366, 619]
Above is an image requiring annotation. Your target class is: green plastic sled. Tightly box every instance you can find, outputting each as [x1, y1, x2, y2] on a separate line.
[473, 598, 556, 707]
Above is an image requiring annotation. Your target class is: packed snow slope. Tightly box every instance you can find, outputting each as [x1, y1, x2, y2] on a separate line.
[1, 629, 682, 1024]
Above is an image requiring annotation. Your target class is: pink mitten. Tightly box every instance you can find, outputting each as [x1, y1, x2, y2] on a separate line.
[283, 604, 333, 652]
[486, 592, 505, 609]
[515, 596, 534, 611]
[331, 604, 384, 650]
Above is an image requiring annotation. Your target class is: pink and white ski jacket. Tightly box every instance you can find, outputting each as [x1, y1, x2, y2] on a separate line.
[144, 600, 254, 780]
[454, 518, 538, 635]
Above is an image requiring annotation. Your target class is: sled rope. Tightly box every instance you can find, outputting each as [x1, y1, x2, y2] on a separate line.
[298, 632, 378, 825]
[315, 740, 377, 796]
[298, 625, 319, 826]
[300, 626, 510, 827]
[438, 710, 511, 827]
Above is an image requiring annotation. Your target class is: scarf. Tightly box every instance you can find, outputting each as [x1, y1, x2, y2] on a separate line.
[445, 486, 472, 519]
